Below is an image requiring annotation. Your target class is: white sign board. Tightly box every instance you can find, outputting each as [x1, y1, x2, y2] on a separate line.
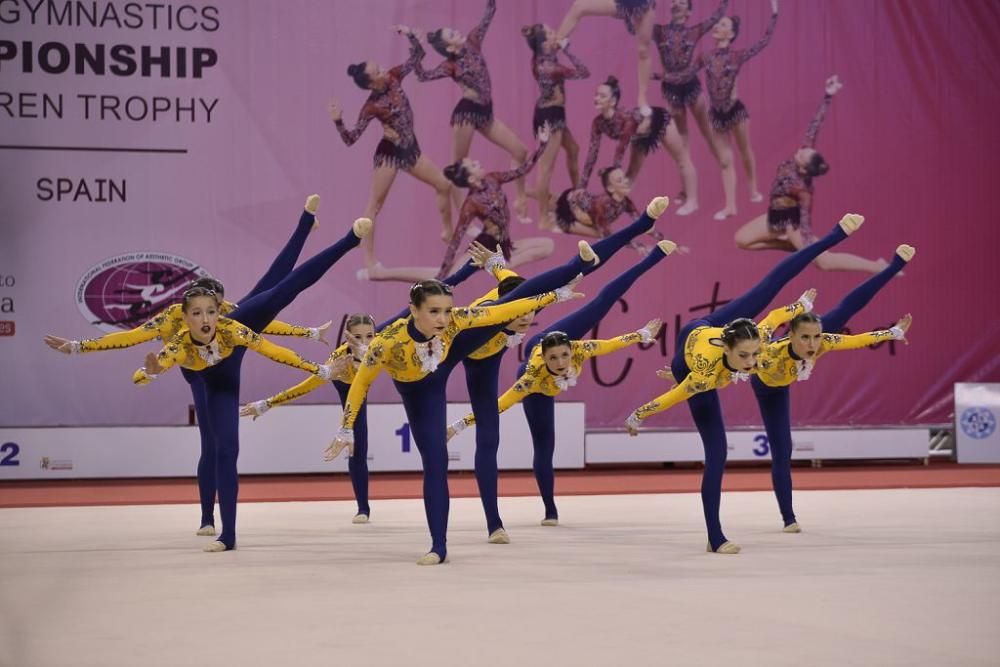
[586, 428, 928, 464]
[955, 383, 1000, 463]
[0, 402, 585, 479]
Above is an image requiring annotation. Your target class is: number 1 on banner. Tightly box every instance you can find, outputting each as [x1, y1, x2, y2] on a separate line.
[752, 434, 770, 457]
[395, 424, 411, 452]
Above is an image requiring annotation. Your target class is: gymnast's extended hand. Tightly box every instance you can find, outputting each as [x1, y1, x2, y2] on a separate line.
[314, 320, 334, 345]
[467, 240, 501, 268]
[142, 352, 165, 376]
[893, 313, 913, 344]
[43, 335, 74, 354]
[324, 431, 355, 461]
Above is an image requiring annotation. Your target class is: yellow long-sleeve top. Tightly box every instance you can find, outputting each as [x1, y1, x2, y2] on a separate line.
[630, 301, 807, 423]
[132, 317, 327, 384]
[755, 328, 901, 387]
[467, 267, 526, 361]
[255, 343, 360, 411]
[456, 330, 649, 429]
[339, 291, 560, 431]
[77, 301, 318, 353]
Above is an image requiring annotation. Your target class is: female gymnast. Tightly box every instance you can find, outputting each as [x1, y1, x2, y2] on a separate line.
[402, 0, 533, 223]
[651, 0, 729, 206]
[44, 196, 330, 536]
[581, 75, 697, 215]
[452, 222, 675, 525]
[134, 214, 372, 552]
[752, 245, 915, 531]
[330, 44, 458, 275]
[658, 0, 778, 218]
[522, 23, 590, 229]
[625, 212, 868, 554]
[323, 276, 585, 565]
[239, 254, 493, 523]
[456, 196, 672, 541]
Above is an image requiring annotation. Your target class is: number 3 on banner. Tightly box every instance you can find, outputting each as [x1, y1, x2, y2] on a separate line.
[0, 442, 20, 466]
[752, 434, 770, 458]
[395, 424, 411, 452]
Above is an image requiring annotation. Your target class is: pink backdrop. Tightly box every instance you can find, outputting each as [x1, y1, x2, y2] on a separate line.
[2, 0, 998, 429]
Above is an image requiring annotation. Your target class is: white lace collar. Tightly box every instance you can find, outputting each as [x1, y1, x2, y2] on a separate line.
[197, 340, 223, 366]
[796, 358, 814, 381]
[505, 332, 525, 348]
[415, 337, 445, 373]
[729, 370, 751, 384]
[553, 367, 578, 391]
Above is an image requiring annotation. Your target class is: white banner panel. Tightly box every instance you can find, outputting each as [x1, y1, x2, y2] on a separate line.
[0, 402, 585, 479]
[586, 428, 929, 464]
[955, 383, 1000, 463]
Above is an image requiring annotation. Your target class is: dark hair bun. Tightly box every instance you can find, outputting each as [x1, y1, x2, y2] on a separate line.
[347, 63, 362, 77]
[604, 75, 619, 87]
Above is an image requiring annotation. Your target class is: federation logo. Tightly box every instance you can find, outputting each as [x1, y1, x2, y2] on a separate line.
[960, 407, 996, 440]
[75, 252, 212, 333]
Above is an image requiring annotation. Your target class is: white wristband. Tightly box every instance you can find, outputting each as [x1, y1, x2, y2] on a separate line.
[253, 400, 271, 416]
[142, 368, 159, 380]
[889, 326, 904, 340]
[626, 412, 642, 431]
[555, 285, 575, 303]
[484, 252, 507, 274]
[638, 327, 654, 344]
[797, 293, 814, 313]
[317, 363, 333, 380]
[336, 427, 355, 444]
[307, 327, 321, 340]
[69, 341, 82, 354]
[450, 419, 468, 435]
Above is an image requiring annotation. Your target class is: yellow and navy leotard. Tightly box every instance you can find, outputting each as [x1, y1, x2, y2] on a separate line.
[339, 292, 560, 431]
[756, 328, 901, 387]
[456, 330, 649, 428]
[132, 316, 327, 384]
[629, 301, 807, 424]
[79, 301, 318, 352]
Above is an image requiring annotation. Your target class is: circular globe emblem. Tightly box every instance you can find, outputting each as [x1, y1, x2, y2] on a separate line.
[960, 407, 997, 440]
[75, 252, 212, 333]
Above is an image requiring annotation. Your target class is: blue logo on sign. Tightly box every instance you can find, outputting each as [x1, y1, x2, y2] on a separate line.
[960, 407, 996, 440]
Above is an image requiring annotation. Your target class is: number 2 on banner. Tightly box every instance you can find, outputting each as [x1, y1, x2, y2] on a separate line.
[0, 442, 20, 466]
[395, 424, 411, 452]
[752, 434, 770, 457]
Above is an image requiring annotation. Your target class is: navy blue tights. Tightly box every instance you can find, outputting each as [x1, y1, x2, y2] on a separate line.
[191, 209, 316, 529]
[520, 242, 670, 521]
[752, 253, 906, 527]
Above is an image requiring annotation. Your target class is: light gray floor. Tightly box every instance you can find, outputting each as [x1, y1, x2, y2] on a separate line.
[1, 488, 998, 667]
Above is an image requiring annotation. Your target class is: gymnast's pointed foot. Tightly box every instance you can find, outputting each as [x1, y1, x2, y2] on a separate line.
[353, 217, 373, 239]
[488, 528, 511, 544]
[656, 239, 678, 255]
[707, 540, 741, 554]
[838, 213, 864, 235]
[646, 196, 670, 220]
[416, 551, 447, 566]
